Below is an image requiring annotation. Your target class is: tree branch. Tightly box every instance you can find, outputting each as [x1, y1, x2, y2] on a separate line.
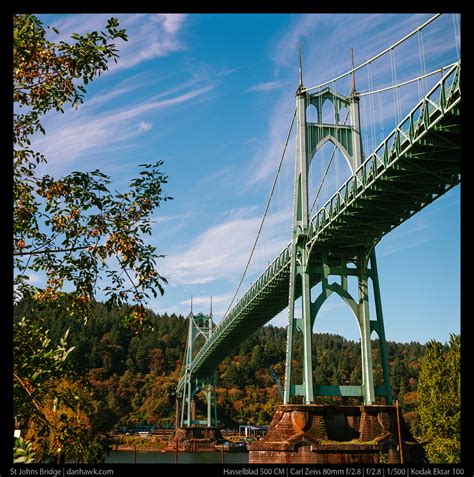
[14, 245, 92, 256]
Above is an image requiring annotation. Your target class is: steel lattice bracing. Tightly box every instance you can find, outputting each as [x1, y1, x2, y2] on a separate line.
[178, 61, 460, 391]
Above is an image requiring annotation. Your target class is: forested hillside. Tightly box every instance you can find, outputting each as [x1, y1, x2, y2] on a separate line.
[14, 298, 427, 435]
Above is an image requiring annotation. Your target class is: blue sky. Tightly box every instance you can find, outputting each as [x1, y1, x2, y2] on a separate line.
[30, 13, 460, 344]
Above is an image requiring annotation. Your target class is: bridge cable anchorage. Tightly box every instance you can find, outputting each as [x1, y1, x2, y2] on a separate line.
[302, 13, 442, 94]
[221, 107, 297, 322]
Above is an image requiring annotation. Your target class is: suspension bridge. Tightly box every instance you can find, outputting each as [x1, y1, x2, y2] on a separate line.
[175, 14, 461, 430]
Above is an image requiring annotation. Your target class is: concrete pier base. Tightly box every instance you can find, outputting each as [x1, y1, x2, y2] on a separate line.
[248, 405, 425, 464]
[167, 426, 224, 452]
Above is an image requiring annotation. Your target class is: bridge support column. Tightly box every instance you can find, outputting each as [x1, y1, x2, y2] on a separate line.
[358, 253, 375, 405]
[179, 375, 218, 427]
[205, 374, 218, 427]
[284, 74, 314, 405]
[305, 248, 392, 405]
[284, 241, 315, 404]
[369, 250, 392, 404]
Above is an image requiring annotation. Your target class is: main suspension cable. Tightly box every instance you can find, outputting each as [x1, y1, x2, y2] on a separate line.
[357, 63, 456, 97]
[221, 107, 297, 322]
[302, 13, 442, 93]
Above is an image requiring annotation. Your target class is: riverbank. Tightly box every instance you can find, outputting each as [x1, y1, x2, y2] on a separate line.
[112, 433, 251, 453]
[112, 435, 169, 452]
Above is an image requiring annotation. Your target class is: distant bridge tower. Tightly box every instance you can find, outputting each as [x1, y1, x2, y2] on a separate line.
[283, 49, 392, 406]
[178, 301, 218, 427]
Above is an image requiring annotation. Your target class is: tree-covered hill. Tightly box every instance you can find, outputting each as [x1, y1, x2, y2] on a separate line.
[14, 298, 427, 433]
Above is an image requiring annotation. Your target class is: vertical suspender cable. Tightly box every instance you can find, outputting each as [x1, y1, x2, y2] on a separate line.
[368, 62, 376, 154]
[390, 49, 401, 123]
[417, 29, 427, 98]
[308, 100, 313, 213]
[361, 69, 369, 159]
[303, 14, 442, 94]
[452, 14, 460, 60]
[319, 93, 327, 203]
[377, 91, 384, 145]
[331, 83, 339, 191]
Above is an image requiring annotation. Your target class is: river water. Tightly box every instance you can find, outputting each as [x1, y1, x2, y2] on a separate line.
[105, 450, 249, 464]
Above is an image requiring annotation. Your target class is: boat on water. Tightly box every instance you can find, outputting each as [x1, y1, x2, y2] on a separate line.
[215, 441, 248, 453]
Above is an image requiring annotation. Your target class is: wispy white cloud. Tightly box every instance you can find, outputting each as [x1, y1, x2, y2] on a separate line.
[246, 80, 287, 93]
[179, 293, 233, 314]
[378, 221, 431, 258]
[378, 236, 431, 259]
[138, 121, 153, 132]
[377, 191, 459, 259]
[150, 292, 235, 321]
[45, 14, 189, 72]
[245, 95, 296, 186]
[33, 82, 217, 175]
[151, 213, 192, 225]
[159, 206, 290, 288]
[27, 273, 42, 285]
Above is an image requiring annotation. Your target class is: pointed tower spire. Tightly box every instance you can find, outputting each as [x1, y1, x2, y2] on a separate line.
[297, 42, 303, 94]
[351, 48, 356, 94]
[209, 296, 213, 334]
[190, 295, 193, 315]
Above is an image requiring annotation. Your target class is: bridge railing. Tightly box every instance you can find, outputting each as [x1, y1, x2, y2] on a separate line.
[187, 243, 292, 374]
[214, 243, 292, 332]
[309, 61, 460, 247]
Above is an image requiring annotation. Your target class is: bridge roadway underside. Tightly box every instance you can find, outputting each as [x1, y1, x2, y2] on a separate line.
[187, 79, 460, 381]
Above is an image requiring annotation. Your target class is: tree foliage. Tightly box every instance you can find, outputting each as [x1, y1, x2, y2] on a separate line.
[14, 14, 170, 322]
[417, 334, 460, 463]
[15, 298, 429, 435]
[13, 14, 172, 463]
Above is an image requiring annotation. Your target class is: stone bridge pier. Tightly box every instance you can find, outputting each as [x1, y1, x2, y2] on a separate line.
[248, 404, 426, 464]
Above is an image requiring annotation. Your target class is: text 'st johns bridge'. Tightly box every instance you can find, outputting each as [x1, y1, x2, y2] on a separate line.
[176, 14, 461, 429]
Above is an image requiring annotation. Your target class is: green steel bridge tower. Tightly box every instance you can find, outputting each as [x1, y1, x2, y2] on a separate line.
[284, 53, 392, 405]
[175, 27, 460, 426]
[178, 305, 217, 427]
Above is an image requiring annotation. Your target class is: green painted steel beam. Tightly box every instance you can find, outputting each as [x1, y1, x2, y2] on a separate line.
[290, 385, 390, 398]
[314, 385, 363, 397]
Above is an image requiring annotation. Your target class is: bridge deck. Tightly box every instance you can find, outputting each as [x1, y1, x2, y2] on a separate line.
[179, 62, 460, 386]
